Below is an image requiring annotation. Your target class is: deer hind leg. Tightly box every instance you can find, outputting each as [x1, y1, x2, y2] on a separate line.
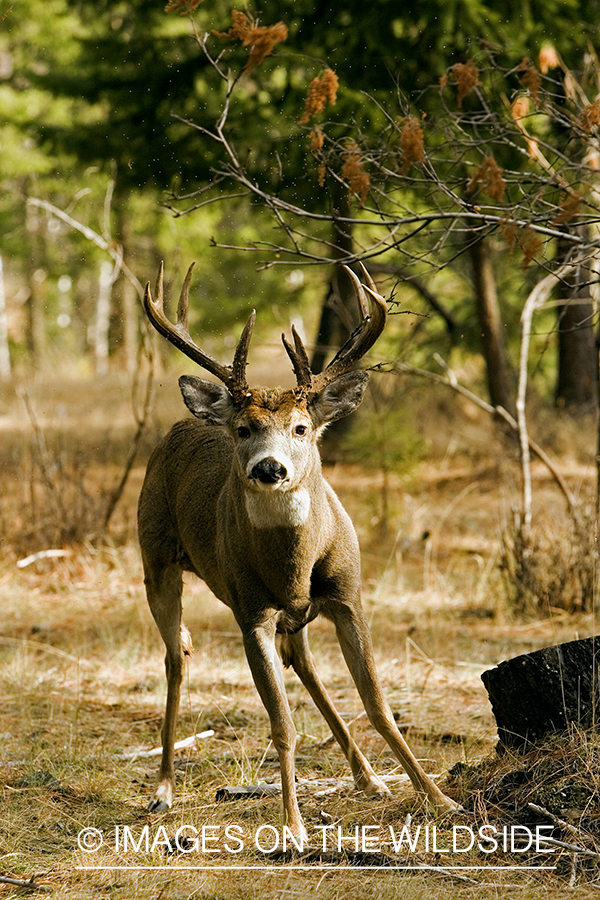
[242, 624, 306, 842]
[331, 604, 460, 816]
[143, 561, 190, 812]
[280, 629, 389, 797]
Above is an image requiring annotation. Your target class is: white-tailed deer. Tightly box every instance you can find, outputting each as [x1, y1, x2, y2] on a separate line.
[138, 262, 458, 836]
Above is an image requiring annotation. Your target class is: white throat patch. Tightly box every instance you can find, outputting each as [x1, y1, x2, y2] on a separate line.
[245, 487, 310, 529]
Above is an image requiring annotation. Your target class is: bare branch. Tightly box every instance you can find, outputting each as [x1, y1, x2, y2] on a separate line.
[385, 358, 576, 511]
[517, 263, 579, 536]
[26, 197, 144, 300]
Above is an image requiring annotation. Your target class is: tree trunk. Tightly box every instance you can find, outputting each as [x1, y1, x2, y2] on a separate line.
[555, 262, 598, 412]
[310, 186, 360, 457]
[114, 194, 138, 374]
[469, 236, 515, 417]
[95, 260, 113, 377]
[0, 256, 11, 380]
[311, 187, 358, 374]
[23, 182, 46, 365]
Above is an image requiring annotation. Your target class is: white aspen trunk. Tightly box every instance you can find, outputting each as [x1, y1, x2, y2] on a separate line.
[0, 256, 11, 380]
[518, 262, 577, 536]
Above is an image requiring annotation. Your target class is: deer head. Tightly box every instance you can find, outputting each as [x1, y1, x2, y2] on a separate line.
[143, 263, 387, 497]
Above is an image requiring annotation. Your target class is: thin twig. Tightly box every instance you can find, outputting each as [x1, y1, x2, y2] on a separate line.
[16, 549, 69, 568]
[386, 358, 576, 511]
[18, 388, 67, 525]
[528, 803, 598, 849]
[0, 874, 50, 893]
[533, 834, 600, 860]
[27, 196, 158, 536]
[26, 198, 144, 300]
[517, 263, 579, 536]
[102, 350, 155, 531]
[117, 730, 214, 761]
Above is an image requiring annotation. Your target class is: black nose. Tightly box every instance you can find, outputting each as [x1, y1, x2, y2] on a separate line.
[251, 457, 287, 484]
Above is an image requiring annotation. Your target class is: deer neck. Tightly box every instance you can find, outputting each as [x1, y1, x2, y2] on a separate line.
[243, 487, 311, 529]
[235, 457, 324, 532]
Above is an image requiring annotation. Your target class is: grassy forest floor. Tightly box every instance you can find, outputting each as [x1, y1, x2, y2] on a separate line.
[0, 366, 599, 899]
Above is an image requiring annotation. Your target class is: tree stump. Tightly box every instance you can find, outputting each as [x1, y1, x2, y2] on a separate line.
[481, 637, 600, 750]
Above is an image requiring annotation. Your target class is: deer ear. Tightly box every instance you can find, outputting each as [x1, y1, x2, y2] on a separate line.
[309, 371, 369, 427]
[179, 375, 235, 425]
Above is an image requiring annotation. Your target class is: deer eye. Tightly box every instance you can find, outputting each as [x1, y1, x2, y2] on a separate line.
[293, 424, 307, 437]
[237, 425, 251, 439]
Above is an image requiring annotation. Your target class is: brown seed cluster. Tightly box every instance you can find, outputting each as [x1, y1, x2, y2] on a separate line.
[467, 156, 506, 202]
[213, 10, 288, 75]
[500, 219, 518, 254]
[341, 141, 370, 205]
[500, 220, 543, 266]
[519, 227, 543, 269]
[450, 60, 479, 107]
[299, 68, 339, 124]
[398, 116, 425, 174]
[517, 59, 542, 107]
[553, 190, 581, 225]
[309, 126, 325, 151]
[308, 126, 327, 186]
[579, 100, 600, 133]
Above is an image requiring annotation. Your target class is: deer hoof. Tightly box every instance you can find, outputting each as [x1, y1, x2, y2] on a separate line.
[434, 794, 463, 815]
[148, 782, 173, 812]
[361, 775, 392, 798]
[148, 798, 170, 813]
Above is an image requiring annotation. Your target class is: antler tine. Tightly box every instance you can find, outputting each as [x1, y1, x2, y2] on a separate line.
[282, 325, 313, 389]
[155, 260, 165, 306]
[231, 310, 256, 398]
[344, 264, 370, 319]
[176, 262, 195, 331]
[357, 260, 378, 297]
[310, 264, 387, 393]
[144, 262, 239, 393]
[143, 262, 166, 327]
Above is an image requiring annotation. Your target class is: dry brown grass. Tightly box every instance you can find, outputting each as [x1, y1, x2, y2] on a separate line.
[0, 370, 598, 897]
[500, 501, 599, 615]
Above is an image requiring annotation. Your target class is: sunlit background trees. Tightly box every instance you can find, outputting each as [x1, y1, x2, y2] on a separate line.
[2, 0, 599, 400]
[4, 0, 600, 566]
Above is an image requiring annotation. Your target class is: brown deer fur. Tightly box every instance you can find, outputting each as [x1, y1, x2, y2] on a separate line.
[138, 264, 458, 837]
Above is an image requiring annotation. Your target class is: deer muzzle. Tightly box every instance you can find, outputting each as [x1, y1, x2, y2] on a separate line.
[250, 457, 288, 485]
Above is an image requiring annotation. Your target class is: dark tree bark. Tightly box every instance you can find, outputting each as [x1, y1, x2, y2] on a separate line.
[555, 262, 598, 412]
[469, 236, 515, 417]
[311, 187, 359, 374]
[311, 186, 362, 458]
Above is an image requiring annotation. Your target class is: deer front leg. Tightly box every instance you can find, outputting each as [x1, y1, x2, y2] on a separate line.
[242, 624, 307, 842]
[331, 603, 460, 816]
[143, 562, 189, 812]
[280, 629, 389, 797]
[150, 644, 184, 811]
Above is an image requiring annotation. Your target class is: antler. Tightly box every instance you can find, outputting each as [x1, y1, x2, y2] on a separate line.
[144, 262, 254, 404]
[282, 263, 387, 396]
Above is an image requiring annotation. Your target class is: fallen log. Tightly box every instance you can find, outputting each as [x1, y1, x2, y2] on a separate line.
[481, 636, 600, 750]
